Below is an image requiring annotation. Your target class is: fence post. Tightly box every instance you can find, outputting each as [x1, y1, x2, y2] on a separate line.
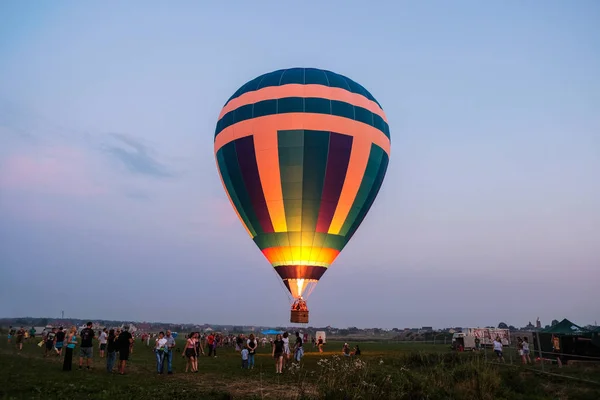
[536, 331, 544, 372]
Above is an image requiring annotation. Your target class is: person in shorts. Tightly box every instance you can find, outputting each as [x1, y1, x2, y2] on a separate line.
[99, 329, 108, 358]
[117, 326, 133, 375]
[16, 327, 25, 351]
[493, 336, 504, 362]
[55, 327, 66, 356]
[522, 337, 531, 364]
[79, 322, 95, 369]
[7, 326, 14, 343]
[272, 334, 284, 374]
[45, 328, 57, 357]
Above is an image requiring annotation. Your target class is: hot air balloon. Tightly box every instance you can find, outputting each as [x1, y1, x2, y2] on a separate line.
[214, 67, 391, 323]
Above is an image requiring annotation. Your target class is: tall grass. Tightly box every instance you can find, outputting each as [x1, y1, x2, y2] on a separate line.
[287, 352, 555, 400]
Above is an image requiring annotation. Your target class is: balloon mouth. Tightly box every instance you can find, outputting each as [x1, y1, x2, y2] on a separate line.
[275, 265, 326, 299]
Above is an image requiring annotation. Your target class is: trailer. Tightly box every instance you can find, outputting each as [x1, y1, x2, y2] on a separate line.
[452, 328, 510, 350]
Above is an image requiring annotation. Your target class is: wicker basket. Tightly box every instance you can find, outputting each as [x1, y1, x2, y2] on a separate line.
[290, 310, 309, 324]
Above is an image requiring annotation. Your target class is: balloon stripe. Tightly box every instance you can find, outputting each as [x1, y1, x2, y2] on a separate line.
[224, 68, 382, 109]
[262, 247, 340, 267]
[301, 130, 330, 237]
[215, 97, 390, 140]
[253, 232, 345, 251]
[273, 264, 328, 281]
[327, 135, 372, 234]
[253, 129, 287, 232]
[220, 141, 264, 235]
[234, 136, 275, 233]
[278, 130, 304, 232]
[218, 84, 386, 122]
[216, 148, 257, 237]
[316, 132, 353, 233]
[338, 144, 385, 237]
[214, 113, 390, 156]
[346, 151, 390, 242]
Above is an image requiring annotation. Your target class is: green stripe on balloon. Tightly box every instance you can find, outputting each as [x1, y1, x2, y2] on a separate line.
[216, 148, 257, 237]
[345, 150, 389, 242]
[338, 144, 386, 237]
[220, 142, 264, 235]
[278, 130, 304, 233]
[253, 232, 346, 252]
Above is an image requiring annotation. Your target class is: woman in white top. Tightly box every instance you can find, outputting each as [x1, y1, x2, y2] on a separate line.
[493, 337, 504, 362]
[282, 332, 290, 368]
[521, 337, 531, 364]
[155, 331, 168, 374]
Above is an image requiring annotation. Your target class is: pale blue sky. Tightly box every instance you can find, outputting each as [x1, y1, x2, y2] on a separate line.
[0, 0, 598, 329]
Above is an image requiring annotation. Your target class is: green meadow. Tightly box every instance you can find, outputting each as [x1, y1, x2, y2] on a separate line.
[1, 337, 599, 399]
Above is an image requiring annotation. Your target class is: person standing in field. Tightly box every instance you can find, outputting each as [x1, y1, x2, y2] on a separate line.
[241, 345, 249, 369]
[282, 332, 290, 367]
[162, 330, 176, 374]
[117, 326, 133, 375]
[29, 327, 36, 341]
[552, 335, 563, 367]
[246, 334, 257, 369]
[99, 328, 108, 358]
[493, 336, 504, 362]
[272, 334, 284, 374]
[15, 327, 25, 351]
[154, 331, 168, 375]
[7, 326, 14, 344]
[63, 326, 78, 371]
[342, 343, 351, 356]
[79, 322, 95, 369]
[44, 327, 57, 357]
[207, 332, 216, 357]
[55, 327, 66, 356]
[317, 336, 324, 353]
[294, 331, 304, 362]
[522, 337, 531, 364]
[516, 337, 524, 362]
[106, 329, 117, 373]
[183, 332, 198, 373]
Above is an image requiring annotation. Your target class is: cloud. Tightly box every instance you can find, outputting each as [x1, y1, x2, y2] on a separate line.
[102, 133, 174, 178]
[0, 146, 106, 197]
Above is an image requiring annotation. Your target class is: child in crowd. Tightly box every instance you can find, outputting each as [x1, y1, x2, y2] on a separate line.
[241, 345, 249, 369]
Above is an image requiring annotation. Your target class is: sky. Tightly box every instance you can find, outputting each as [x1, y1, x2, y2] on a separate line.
[0, 0, 598, 330]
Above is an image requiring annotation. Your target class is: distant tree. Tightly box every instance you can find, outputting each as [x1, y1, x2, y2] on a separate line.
[508, 325, 517, 331]
[545, 325, 550, 329]
[498, 322, 508, 329]
[551, 319, 559, 326]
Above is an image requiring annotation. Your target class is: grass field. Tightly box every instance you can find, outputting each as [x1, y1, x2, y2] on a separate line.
[1, 336, 599, 399]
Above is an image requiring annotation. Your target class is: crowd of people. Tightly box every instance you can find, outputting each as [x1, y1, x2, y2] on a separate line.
[6, 324, 364, 375]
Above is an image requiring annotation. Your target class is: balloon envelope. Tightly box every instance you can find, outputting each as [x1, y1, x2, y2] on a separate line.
[214, 67, 391, 300]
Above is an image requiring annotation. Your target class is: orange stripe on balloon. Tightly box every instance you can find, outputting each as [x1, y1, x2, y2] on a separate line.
[219, 84, 387, 123]
[253, 129, 287, 232]
[214, 113, 390, 156]
[261, 247, 340, 267]
[214, 159, 253, 238]
[327, 135, 372, 235]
